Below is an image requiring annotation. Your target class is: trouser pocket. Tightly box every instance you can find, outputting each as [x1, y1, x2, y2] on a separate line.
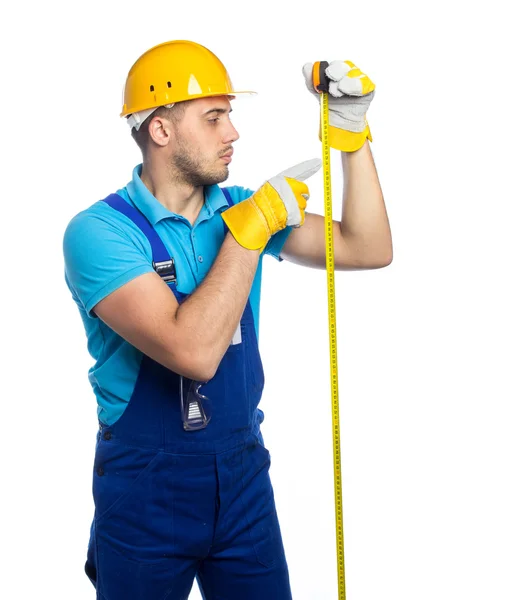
[93, 441, 175, 564]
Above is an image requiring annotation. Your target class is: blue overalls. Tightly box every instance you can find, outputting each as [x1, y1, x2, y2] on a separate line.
[84, 191, 292, 599]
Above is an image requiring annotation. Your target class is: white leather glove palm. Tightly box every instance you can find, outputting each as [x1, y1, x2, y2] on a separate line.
[302, 60, 376, 152]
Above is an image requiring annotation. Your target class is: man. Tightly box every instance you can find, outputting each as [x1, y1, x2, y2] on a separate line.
[63, 39, 392, 599]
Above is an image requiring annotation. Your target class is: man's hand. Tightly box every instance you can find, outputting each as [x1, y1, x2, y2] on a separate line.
[302, 60, 376, 152]
[222, 158, 321, 251]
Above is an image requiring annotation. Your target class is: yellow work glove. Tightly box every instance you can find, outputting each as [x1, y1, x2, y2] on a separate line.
[222, 159, 321, 251]
[302, 60, 376, 152]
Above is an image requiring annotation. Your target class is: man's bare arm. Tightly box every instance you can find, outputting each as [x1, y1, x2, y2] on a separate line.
[280, 141, 393, 269]
[93, 233, 259, 381]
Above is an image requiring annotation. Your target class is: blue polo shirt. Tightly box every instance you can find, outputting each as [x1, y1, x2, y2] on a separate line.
[63, 164, 292, 426]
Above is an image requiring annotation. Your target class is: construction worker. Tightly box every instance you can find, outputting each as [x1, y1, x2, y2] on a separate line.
[63, 39, 392, 599]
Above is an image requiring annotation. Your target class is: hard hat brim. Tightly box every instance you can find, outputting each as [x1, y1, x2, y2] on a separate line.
[120, 90, 257, 118]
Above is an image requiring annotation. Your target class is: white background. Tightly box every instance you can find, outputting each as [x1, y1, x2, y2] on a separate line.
[2, 1, 505, 598]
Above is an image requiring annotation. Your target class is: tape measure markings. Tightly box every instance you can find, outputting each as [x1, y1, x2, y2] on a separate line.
[320, 90, 346, 600]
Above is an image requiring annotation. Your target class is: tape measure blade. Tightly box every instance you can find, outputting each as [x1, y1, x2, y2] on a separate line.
[320, 92, 346, 599]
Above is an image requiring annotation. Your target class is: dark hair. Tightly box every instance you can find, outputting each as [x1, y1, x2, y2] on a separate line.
[130, 101, 189, 156]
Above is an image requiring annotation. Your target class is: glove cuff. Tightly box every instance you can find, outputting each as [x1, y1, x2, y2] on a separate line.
[221, 183, 288, 252]
[319, 122, 373, 152]
[222, 201, 269, 251]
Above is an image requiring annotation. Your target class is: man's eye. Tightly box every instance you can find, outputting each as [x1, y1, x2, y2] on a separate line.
[208, 118, 219, 124]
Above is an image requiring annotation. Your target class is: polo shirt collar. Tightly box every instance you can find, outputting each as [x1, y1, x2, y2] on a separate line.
[126, 164, 229, 226]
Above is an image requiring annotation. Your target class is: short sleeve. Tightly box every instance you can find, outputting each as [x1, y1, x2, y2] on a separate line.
[263, 227, 293, 261]
[63, 208, 154, 316]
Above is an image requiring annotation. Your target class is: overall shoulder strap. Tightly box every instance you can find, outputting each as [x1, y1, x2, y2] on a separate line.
[102, 194, 171, 265]
[220, 187, 235, 235]
[102, 194, 183, 300]
[221, 187, 234, 208]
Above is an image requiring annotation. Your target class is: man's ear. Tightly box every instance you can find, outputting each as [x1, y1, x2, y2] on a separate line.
[148, 116, 172, 148]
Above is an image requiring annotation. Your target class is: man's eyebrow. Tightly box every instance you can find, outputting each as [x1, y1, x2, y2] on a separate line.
[203, 107, 233, 115]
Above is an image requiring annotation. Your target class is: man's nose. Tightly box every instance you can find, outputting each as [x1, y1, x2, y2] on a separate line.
[224, 122, 240, 143]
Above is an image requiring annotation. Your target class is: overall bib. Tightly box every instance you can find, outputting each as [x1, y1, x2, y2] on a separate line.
[84, 191, 292, 599]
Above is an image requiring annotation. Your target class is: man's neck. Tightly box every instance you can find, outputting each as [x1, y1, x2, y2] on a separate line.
[140, 165, 205, 226]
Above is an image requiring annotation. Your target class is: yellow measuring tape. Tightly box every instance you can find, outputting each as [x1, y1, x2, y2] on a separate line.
[313, 61, 346, 599]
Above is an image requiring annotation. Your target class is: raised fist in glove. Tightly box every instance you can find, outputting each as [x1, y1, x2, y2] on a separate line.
[222, 158, 321, 251]
[302, 60, 376, 152]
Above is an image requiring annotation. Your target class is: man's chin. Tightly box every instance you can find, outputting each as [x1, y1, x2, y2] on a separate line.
[206, 167, 230, 186]
[218, 166, 230, 183]
[189, 165, 230, 187]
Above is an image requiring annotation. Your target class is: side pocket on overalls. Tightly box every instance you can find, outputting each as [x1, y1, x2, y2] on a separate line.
[92, 439, 162, 524]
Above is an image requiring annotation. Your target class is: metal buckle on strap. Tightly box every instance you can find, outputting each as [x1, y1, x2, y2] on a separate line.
[153, 259, 177, 285]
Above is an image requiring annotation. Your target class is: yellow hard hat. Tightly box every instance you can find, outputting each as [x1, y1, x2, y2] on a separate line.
[121, 40, 255, 120]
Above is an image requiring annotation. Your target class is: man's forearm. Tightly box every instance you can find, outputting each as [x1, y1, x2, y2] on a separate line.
[175, 233, 260, 378]
[340, 140, 393, 266]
